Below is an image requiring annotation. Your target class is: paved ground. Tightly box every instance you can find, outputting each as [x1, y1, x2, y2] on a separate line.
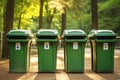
[0, 48, 120, 80]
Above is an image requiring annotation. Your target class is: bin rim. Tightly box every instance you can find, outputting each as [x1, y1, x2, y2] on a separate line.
[36, 39, 58, 42]
[7, 39, 30, 42]
[64, 38, 87, 42]
[94, 39, 117, 42]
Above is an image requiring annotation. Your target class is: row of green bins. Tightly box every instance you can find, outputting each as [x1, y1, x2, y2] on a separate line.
[63, 29, 87, 72]
[88, 30, 117, 72]
[36, 29, 58, 72]
[7, 29, 117, 73]
[7, 30, 32, 72]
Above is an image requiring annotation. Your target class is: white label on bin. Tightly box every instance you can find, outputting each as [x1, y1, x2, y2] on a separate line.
[15, 43, 21, 50]
[44, 42, 49, 49]
[103, 43, 108, 50]
[73, 42, 78, 49]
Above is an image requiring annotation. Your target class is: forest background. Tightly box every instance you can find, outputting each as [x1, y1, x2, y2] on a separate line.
[0, 0, 120, 34]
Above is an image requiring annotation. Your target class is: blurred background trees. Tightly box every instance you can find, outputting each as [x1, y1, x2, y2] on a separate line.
[1, 0, 119, 34]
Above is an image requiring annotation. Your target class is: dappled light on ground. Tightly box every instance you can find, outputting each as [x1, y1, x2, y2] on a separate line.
[0, 48, 120, 80]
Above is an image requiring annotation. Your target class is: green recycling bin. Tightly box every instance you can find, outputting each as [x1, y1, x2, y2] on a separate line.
[88, 30, 117, 72]
[63, 30, 87, 72]
[36, 29, 58, 72]
[7, 30, 32, 72]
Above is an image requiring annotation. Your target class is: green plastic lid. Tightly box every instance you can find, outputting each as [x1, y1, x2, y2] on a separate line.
[63, 29, 86, 36]
[37, 29, 58, 36]
[88, 30, 116, 37]
[7, 30, 32, 37]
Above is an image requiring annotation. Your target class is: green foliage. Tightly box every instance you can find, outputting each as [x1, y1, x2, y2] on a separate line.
[0, 0, 6, 31]
[98, 0, 120, 35]
[66, 0, 91, 34]
[1, 0, 120, 35]
[41, 0, 63, 29]
[13, 0, 40, 32]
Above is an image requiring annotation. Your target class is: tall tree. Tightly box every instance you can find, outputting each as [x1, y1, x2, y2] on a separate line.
[91, 0, 98, 29]
[46, 5, 56, 28]
[2, 0, 14, 58]
[60, 0, 67, 35]
[39, 0, 44, 29]
[61, 7, 66, 35]
[0, 1, 7, 30]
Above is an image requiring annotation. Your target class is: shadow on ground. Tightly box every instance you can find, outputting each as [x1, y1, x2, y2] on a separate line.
[0, 48, 120, 80]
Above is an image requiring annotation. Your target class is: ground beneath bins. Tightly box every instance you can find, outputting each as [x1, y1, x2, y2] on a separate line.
[0, 48, 120, 80]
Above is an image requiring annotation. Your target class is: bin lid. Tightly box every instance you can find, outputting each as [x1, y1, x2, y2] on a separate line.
[88, 30, 116, 38]
[7, 30, 32, 37]
[63, 29, 86, 36]
[37, 29, 58, 36]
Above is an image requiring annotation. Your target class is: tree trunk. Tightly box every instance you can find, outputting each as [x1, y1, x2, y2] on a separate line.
[2, 0, 14, 58]
[46, 8, 56, 29]
[91, 0, 98, 29]
[18, 13, 22, 29]
[61, 7, 66, 35]
[39, 0, 44, 29]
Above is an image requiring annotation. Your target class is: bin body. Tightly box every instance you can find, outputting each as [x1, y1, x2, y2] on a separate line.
[36, 29, 58, 72]
[88, 30, 117, 72]
[63, 30, 87, 72]
[7, 30, 31, 72]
